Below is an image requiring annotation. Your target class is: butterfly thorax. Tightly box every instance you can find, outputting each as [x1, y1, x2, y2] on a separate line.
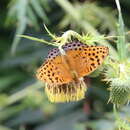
[61, 54, 80, 83]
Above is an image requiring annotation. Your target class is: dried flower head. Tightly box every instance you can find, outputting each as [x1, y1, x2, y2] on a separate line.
[45, 79, 87, 102]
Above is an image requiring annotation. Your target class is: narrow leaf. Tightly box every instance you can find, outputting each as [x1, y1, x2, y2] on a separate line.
[18, 35, 58, 46]
[30, 0, 49, 23]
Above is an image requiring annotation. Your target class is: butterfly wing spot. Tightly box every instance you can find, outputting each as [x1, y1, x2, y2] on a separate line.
[102, 55, 105, 58]
[90, 66, 93, 71]
[47, 48, 60, 59]
[55, 77, 59, 81]
[91, 63, 96, 68]
[95, 55, 98, 58]
[90, 58, 94, 61]
[97, 59, 100, 65]
[63, 41, 86, 51]
[82, 56, 86, 59]
[79, 47, 82, 50]
[52, 72, 55, 76]
[88, 53, 91, 56]
[92, 53, 95, 56]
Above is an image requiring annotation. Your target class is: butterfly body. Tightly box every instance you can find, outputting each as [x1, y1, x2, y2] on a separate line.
[36, 41, 109, 102]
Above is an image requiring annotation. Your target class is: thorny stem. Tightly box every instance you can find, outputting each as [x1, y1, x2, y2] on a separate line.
[58, 30, 83, 55]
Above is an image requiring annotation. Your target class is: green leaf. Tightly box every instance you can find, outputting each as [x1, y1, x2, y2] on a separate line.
[30, 0, 49, 23]
[5, 2, 17, 26]
[11, 20, 27, 55]
[27, 6, 39, 30]
[11, 0, 28, 55]
[39, 0, 50, 11]
[18, 35, 57, 46]
[115, 0, 127, 61]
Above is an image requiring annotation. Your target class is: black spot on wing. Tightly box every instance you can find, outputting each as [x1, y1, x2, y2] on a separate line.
[63, 41, 87, 51]
[47, 48, 60, 59]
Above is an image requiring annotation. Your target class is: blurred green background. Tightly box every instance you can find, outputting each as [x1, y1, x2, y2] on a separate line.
[0, 0, 130, 130]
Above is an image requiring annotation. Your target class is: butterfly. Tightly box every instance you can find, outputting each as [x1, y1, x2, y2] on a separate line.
[36, 41, 109, 102]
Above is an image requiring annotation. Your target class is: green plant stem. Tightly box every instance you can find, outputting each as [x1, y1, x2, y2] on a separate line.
[18, 35, 58, 46]
[115, 0, 127, 61]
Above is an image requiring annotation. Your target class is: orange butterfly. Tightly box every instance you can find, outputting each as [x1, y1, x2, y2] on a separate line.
[36, 41, 109, 102]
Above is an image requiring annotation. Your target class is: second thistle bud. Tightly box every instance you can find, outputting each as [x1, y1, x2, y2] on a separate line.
[109, 86, 130, 106]
[104, 60, 130, 106]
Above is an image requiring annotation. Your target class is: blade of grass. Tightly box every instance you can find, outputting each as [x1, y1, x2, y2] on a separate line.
[18, 35, 58, 46]
[27, 6, 39, 30]
[115, 0, 127, 61]
[11, 0, 27, 55]
[44, 24, 57, 40]
[30, 0, 49, 23]
[11, 20, 27, 55]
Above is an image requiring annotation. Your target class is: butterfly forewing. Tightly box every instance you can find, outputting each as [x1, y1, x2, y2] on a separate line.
[77, 46, 109, 77]
[36, 41, 109, 85]
[36, 55, 73, 85]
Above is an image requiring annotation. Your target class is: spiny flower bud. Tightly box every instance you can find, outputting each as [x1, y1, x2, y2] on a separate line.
[109, 86, 130, 106]
[104, 60, 130, 106]
[45, 79, 87, 102]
